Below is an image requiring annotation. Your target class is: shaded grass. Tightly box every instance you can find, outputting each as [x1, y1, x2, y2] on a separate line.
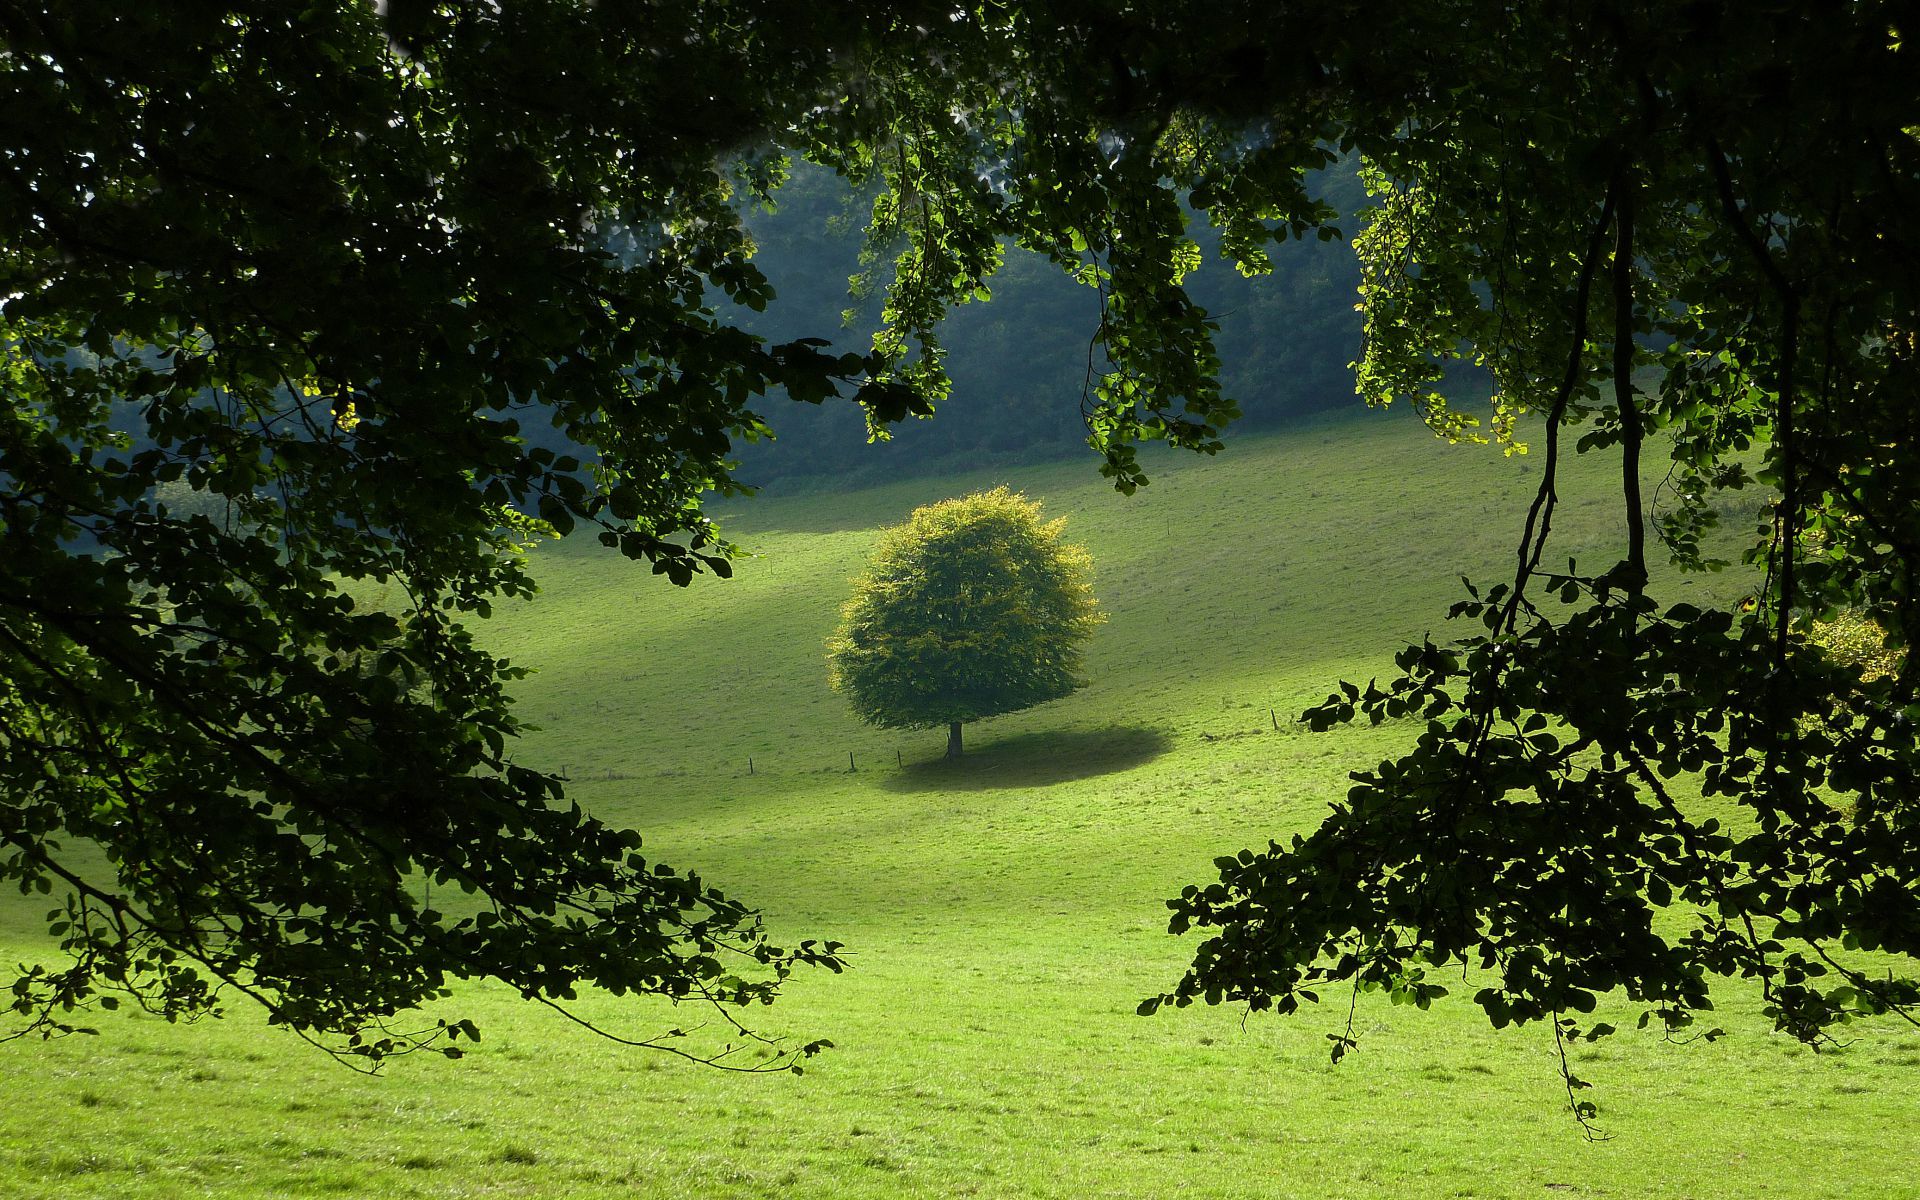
[884, 726, 1175, 792]
[2, 411, 1915, 1198]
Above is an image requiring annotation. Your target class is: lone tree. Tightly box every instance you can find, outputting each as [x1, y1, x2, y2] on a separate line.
[828, 488, 1101, 758]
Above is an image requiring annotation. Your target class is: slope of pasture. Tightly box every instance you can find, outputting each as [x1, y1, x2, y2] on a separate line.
[2, 411, 1915, 1200]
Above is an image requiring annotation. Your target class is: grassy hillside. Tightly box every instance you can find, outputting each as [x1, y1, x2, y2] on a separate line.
[2, 411, 1914, 1200]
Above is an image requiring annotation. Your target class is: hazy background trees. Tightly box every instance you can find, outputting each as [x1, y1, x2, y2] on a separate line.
[729, 162, 1369, 491]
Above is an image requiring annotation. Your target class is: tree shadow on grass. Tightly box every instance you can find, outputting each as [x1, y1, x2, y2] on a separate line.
[883, 725, 1173, 793]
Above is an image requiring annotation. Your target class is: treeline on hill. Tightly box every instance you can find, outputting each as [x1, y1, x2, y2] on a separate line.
[117, 162, 1363, 509]
[725, 160, 1367, 490]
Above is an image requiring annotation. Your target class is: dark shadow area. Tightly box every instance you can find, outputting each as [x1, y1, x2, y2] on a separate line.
[883, 725, 1173, 793]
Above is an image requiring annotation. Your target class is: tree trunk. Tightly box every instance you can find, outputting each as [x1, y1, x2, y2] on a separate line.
[946, 721, 963, 759]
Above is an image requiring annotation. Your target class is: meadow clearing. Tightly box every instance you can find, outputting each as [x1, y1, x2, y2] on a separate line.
[3, 411, 1915, 1199]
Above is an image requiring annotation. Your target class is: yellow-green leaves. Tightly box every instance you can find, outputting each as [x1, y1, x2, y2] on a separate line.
[827, 488, 1102, 743]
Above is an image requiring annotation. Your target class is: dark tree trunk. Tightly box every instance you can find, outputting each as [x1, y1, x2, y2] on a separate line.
[946, 721, 963, 758]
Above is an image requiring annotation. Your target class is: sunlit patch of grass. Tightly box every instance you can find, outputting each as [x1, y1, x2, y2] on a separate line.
[1, 414, 1915, 1198]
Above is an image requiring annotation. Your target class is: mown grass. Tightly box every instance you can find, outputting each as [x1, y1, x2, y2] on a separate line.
[3, 410, 1914, 1199]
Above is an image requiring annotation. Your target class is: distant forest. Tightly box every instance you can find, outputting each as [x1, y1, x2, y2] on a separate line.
[120, 162, 1366, 504]
[727, 161, 1368, 490]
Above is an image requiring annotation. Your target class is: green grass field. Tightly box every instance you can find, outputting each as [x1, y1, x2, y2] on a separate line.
[4, 411, 1916, 1199]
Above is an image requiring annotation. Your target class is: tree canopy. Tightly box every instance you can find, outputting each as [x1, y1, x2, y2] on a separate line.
[0, 0, 921, 1063]
[828, 488, 1101, 757]
[4, 0, 1917, 1099]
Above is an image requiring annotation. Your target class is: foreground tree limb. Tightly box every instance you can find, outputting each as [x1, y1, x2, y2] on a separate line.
[0, 0, 930, 1062]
